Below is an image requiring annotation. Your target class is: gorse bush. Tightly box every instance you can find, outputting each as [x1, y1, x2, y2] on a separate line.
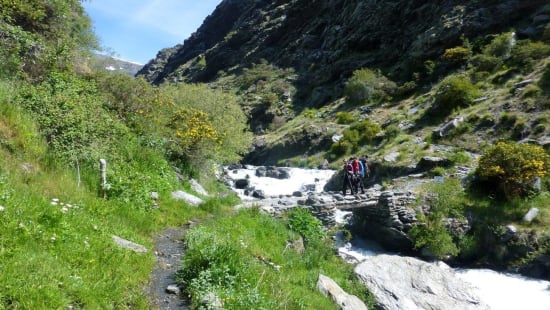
[476, 142, 550, 199]
[442, 46, 472, 64]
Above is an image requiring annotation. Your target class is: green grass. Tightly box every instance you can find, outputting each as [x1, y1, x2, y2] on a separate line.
[0, 146, 225, 308]
[176, 207, 374, 309]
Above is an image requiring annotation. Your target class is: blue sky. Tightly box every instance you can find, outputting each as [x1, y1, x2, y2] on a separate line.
[83, 0, 222, 65]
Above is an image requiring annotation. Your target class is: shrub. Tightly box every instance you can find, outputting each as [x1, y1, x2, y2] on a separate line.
[540, 63, 550, 92]
[335, 111, 356, 124]
[330, 140, 352, 155]
[499, 112, 518, 129]
[411, 179, 466, 259]
[483, 32, 515, 59]
[302, 108, 317, 119]
[344, 68, 396, 106]
[476, 142, 550, 199]
[510, 40, 550, 70]
[442, 46, 472, 64]
[350, 120, 382, 142]
[469, 54, 503, 73]
[384, 125, 401, 139]
[431, 73, 481, 117]
[286, 207, 325, 244]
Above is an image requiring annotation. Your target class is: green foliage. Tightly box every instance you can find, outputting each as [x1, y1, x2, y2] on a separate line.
[510, 40, 550, 71]
[286, 207, 326, 243]
[0, 80, 46, 156]
[302, 108, 317, 119]
[483, 32, 515, 58]
[540, 63, 550, 92]
[331, 140, 352, 155]
[236, 60, 296, 111]
[335, 111, 356, 124]
[345, 68, 396, 106]
[176, 208, 366, 309]
[384, 125, 401, 139]
[16, 72, 130, 164]
[350, 120, 382, 142]
[431, 73, 481, 117]
[410, 220, 459, 259]
[476, 142, 550, 199]
[0, 0, 98, 79]
[411, 179, 466, 259]
[164, 83, 253, 166]
[470, 54, 503, 73]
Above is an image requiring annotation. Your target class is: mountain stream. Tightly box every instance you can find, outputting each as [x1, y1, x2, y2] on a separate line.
[224, 165, 550, 310]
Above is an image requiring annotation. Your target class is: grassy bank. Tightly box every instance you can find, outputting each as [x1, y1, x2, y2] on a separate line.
[176, 207, 374, 309]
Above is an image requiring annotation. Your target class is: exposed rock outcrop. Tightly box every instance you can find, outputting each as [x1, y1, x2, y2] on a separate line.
[355, 255, 488, 310]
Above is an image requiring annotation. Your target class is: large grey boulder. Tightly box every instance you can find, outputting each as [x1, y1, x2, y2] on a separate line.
[317, 274, 367, 310]
[190, 179, 209, 196]
[171, 191, 204, 206]
[112, 235, 147, 253]
[355, 255, 488, 310]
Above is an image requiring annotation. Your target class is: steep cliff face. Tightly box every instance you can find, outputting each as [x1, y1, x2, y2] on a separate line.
[138, 0, 546, 106]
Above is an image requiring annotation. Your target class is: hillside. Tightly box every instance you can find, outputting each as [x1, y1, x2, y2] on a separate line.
[138, 0, 550, 166]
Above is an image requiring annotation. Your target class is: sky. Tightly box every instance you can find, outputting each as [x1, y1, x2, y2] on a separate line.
[82, 0, 223, 65]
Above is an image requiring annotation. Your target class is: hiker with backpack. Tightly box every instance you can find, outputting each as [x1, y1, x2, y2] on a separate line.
[342, 158, 356, 196]
[356, 156, 366, 194]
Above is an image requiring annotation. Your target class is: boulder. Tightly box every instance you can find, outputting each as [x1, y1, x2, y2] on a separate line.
[355, 255, 488, 310]
[417, 156, 453, 170]
[234, 179, 250, 189]
[433, 117, 464, 137]
[112, 235, 147, 253]
[317, 274, 367, 310]
[190, 179, 209, 196]
[523, 208, 539, 223]
[171, 191, 204, 206]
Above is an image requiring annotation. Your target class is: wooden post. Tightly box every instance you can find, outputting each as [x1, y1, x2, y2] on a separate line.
[100, 158, 107, 198]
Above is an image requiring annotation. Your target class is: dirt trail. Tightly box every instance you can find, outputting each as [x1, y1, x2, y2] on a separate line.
[147, 226, 190, 309]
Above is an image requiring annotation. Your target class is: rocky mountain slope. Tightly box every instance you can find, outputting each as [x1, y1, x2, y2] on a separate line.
[138, 0, 549, 165]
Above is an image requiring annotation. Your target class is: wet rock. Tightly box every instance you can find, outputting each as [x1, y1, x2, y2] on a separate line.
[234, 178, 250, 189]
[165, 284, 180, 295]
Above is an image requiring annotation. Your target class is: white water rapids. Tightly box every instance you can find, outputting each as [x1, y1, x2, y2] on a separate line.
[224, 166, 550, 310]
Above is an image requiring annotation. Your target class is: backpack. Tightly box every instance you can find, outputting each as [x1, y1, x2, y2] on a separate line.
[360, 158, 369, 176]
[358, 160, 365, 176]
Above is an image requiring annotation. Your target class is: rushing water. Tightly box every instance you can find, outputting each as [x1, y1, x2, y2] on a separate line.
[225, 165, 550, 310]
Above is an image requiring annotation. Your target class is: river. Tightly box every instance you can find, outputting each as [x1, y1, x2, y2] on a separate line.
[224, 165, 550, 310]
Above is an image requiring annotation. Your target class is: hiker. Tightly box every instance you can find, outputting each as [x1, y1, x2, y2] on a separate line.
[360, 155, 370, 178]
[351, 156, 361, 193]
[356, 156, 366, 194]
[342, 159, 356, 196]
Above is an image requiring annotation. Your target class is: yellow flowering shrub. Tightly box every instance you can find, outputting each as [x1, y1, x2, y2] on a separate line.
[442, 46, 472, 64]
[476, 142, 550, 198]
[169, 108, 221, 156]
